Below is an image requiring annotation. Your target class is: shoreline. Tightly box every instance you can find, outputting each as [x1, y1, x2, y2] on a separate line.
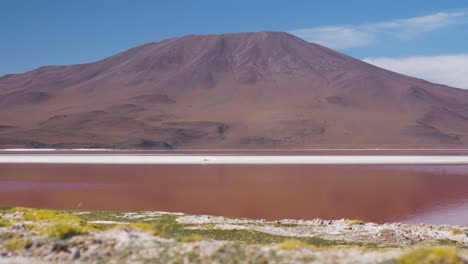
[0, 154, 468, 164]
[1, 207, 467, 263]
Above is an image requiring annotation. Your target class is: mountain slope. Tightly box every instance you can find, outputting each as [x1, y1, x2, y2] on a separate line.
[1, 31, 468, 149]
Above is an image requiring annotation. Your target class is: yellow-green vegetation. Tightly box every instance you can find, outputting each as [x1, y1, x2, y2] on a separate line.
[435, 239, 468, 250]
[74, 210, 373, 248]
[3, 207, 468, 263]
[179, 234, 204, 243]
[9, 207, 84, 225]
[0, 217, 11, 227]
[279, 239, 315, 250]
[6, 207, 96, 239]
[127, 223, 158, 236]
[451, 228, 465, 235]
[70, 210, 128, 223]
[349, 219, 366, 226]
[397, 247, 464, 264]
[44, 223, 87, 239]
[2, 208, 377, 249]
[143, 215, 370, 248]
[24, 223, 36, 231]
[5, 237, 32, 252]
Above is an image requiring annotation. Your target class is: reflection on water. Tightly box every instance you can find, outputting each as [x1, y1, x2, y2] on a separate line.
[0, 181, 131, 192]
[0, 161, 468, 225]
[403, 198, 468, 225]
[370, 164, 468, 174]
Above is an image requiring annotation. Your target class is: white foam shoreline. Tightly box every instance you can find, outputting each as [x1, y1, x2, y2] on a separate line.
[2, 148, 468, 151]
[0, 155, 467, 164]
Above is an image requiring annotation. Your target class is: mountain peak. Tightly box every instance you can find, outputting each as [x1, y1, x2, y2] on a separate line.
[175, 31, 297, 40]
[108, 30, 354, 88]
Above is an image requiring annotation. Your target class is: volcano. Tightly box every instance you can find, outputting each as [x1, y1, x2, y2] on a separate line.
[1, 32, 468, 149]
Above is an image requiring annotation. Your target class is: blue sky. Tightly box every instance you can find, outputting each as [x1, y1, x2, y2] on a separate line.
[1, 0, 468, 88]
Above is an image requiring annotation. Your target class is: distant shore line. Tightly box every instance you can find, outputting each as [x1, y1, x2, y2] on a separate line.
[0, 155, 468, 164]
[2, 148, 468, 151]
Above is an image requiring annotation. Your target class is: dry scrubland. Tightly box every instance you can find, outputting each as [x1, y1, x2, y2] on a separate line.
[0, 208, 467, 263]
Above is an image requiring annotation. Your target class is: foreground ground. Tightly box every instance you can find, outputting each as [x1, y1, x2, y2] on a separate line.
[0, 208, 468, 263]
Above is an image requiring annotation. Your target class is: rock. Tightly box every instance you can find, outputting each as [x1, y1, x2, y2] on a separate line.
[12, 223, 26, 230]
[70, 248, 80, 259]
[51, 242, 69, 253]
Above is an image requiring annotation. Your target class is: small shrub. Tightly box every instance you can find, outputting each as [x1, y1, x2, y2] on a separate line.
[0, 217, 11, 227]
[24, 224, 38, 231]
[279, 239, 311, 250]
[380, 228, 395, 235]
[180, 235, 204, 243]
[349, 220, 365, 226]
[5, 207, 29, 213]
[0, 232, 14, 240]
[21, 209, 84, 225]
[128, 223, 158, 235]
[45, 223, 87, 239]
[451, 228, 464, 235]
[5, 238, 33, 252]
[397, 247, 463, 264]
[6, 208, 97, 239]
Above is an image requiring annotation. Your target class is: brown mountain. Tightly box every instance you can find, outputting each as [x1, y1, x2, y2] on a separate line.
[1, 31, 468, 149]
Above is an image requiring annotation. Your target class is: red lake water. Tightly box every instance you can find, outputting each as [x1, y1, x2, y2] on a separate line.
[0, 150, 468, 225]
